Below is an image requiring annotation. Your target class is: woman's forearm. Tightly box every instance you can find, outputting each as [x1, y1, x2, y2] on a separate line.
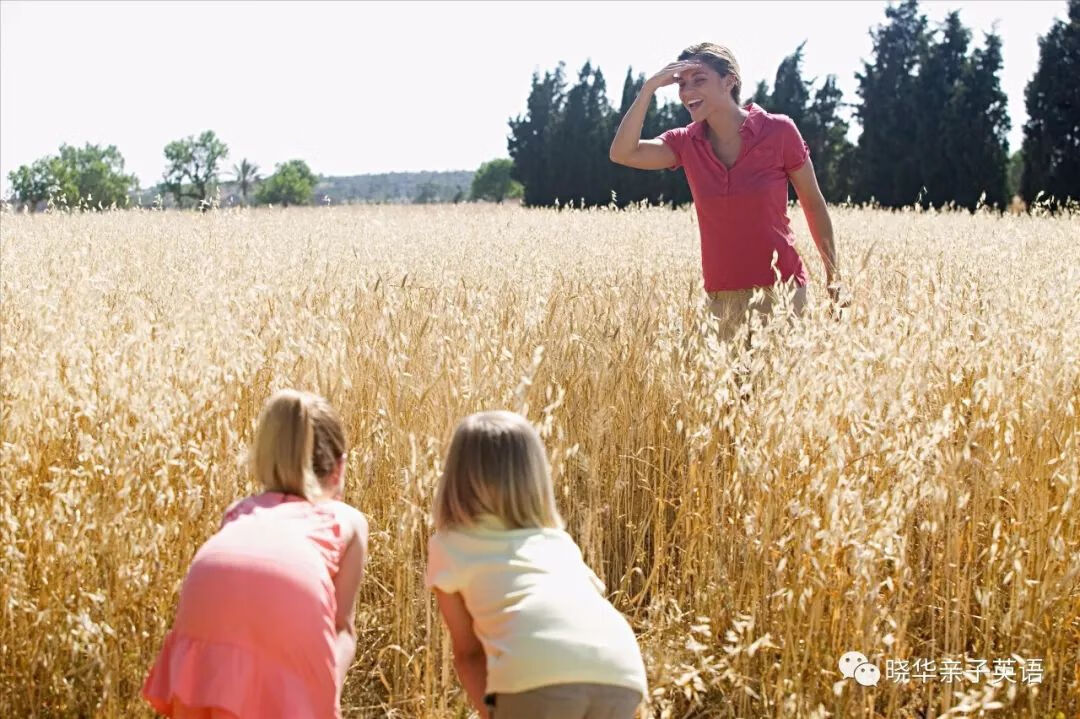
[453, 652, 490, 719]
[609, 81, 659, 162]
[803, 201, 838, 280]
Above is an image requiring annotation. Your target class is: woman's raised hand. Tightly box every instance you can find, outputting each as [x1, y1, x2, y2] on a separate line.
[646, 60, 704, 91]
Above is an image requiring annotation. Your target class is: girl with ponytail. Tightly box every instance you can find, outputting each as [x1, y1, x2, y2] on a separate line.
[142, 390, 369, 719]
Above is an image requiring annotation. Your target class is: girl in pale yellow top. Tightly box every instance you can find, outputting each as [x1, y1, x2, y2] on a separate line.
[426, 411, 647, 719]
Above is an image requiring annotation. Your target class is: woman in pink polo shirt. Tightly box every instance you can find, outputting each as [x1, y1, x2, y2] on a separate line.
[610, 42, 842, 342]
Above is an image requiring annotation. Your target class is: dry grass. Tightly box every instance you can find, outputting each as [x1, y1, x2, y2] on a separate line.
[1, 203, 1078, 718]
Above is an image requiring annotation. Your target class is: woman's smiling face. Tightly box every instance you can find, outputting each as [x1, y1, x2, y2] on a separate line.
[677, 61, 736, 118]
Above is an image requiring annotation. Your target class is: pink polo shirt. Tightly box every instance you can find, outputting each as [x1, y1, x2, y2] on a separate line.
[658, 103, 810, 292]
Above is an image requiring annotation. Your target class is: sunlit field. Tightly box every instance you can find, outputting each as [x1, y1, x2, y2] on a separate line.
[2, 203, 1078, 718]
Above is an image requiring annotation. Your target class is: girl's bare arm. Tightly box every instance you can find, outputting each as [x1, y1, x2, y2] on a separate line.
[332, 506, 369, 690]
[435, 589, 489, 719]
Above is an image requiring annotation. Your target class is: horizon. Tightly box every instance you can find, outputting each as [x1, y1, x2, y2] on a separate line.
[1, 1, 1070, 195]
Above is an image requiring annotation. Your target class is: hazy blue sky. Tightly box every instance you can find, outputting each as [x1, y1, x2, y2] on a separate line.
[0, 1, 1069, 193]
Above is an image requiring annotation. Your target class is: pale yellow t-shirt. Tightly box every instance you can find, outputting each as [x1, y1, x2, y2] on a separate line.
[425, 515, 647, 696]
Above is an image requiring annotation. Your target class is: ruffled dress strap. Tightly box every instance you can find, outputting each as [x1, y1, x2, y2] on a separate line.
[303, 499, 348, 578]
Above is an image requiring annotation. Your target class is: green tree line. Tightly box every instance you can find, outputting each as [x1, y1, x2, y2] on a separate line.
[8, 130, 319, 211]
[509, 0, 1078, 211]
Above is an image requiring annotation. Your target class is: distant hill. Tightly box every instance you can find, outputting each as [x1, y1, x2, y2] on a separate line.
[132, 170, 475, 207]
[316, 170, 474, 204]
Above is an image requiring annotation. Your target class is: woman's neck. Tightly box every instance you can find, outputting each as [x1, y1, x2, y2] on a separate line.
[705, 103, 749, 141]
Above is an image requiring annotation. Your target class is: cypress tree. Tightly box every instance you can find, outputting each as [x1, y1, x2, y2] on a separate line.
[854, 0, 928, 206]
[1021, 0, 1080, 206]
[508, 64, 566, 206]
[769, 42, 810, 129]
[806, 76, 855, 202]
[945, 31, 1010, 209]
[915, 11, 971, 208]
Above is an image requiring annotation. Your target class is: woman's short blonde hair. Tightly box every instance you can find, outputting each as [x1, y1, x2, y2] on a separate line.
[678, 42, 743, 104]
[433, 411, 564, 530]
[250, 389, 346, 501]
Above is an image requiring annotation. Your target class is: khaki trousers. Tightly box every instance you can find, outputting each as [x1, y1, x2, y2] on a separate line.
[707, 283, 807, 345]
[486, 683, 641, 719]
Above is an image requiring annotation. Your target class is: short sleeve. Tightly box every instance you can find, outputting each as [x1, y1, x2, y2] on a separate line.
[656, 126, 688, 169]
[779, 116, 810, 172]
[425, 532, 463, 593]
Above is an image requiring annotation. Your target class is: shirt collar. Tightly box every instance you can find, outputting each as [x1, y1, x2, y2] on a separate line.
[461, 513, 561, 535]
[690, 102, 765, 141]
[472, 513, 510, 531]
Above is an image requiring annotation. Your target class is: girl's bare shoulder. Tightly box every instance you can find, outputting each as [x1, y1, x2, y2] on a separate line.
[325, 499, 370, 545]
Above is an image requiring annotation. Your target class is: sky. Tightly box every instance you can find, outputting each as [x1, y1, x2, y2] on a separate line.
[0, 1, 1070, 193]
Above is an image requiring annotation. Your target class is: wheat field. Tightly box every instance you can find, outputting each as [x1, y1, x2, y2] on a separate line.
[1, 203, 1078, 718]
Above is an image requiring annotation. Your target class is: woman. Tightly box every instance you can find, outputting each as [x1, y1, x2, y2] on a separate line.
[610, 42, 842, 342]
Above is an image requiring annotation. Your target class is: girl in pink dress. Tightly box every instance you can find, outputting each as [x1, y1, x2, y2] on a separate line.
[143, 390, 369, 719]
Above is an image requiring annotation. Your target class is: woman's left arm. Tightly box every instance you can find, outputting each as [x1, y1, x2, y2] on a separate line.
[788, 160, 842, 304]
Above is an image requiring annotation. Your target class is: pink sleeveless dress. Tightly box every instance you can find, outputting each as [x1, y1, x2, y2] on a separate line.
[143, 492, 346, 719]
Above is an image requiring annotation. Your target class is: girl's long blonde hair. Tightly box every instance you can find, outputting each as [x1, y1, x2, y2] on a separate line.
[433, 411, 563, 530]
[250, 389, 346, 501]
